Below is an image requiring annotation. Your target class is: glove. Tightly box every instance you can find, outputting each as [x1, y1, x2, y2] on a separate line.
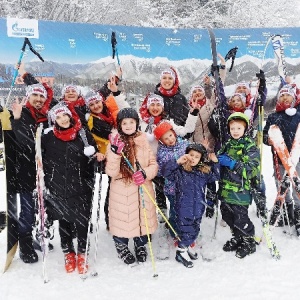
[256, 69, 266, 97]
[109, 134, 125, 155]
[218, 154, 236, 170]
[132, 170, 146, 185]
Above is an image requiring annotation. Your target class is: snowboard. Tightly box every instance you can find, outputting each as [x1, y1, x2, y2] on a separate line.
[0, 109, 19, 273]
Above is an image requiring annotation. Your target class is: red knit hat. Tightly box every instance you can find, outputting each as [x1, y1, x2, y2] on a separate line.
[153, 121, 173, 140]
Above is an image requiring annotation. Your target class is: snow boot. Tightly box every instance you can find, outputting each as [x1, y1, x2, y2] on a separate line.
[19, 233, 39, 263]
[187, 244, 198, 260]
[235, 236, 256, 259]
[64, 252, 76, 273]
[269, 201, 283, 227]
[115, 242, 136, 265]
[77, 253, 88, 274]
[223, 236, 240, 252]
[134, 244, 147, 263]
[175, 247, 194, 268]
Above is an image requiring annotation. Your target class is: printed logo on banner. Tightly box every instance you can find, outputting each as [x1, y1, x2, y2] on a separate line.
[6, 17, 39, 38]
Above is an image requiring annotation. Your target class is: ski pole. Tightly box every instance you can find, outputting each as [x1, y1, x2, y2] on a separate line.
[120, 152, 180, 240]
[139, 186, 158, 278]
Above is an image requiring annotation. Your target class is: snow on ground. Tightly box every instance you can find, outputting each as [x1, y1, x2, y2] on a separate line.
[0, 144, 299, 300]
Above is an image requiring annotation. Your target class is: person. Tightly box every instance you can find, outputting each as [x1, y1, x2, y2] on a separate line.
[139, 93, 198, 220]
[263, 84, 300, 235]
[218, 112, 260, 258]
[154, 67, 190, 126]
[10, 69, 57, 263]
[153, 121, 190, 237]
[42, 102, 104, 273]
[160, 142, 219, 268]
[105, 107, 158, 265]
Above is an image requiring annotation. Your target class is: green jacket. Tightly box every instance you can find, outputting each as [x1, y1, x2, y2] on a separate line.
[218, 136, 260, 206]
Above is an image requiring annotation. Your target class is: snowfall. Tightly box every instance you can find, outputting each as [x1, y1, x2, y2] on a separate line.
[0, 142, 299, 300]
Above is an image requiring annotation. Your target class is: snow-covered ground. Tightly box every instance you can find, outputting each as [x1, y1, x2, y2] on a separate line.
[0, 144, 299, 300]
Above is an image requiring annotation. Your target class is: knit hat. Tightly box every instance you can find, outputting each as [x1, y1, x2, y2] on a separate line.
[49, 103, 72, 123]
[277, 85, 296, 101]
[235, 82, 250, 91]
[26, 83, 47, 99]
[153, 121, 173, 141]
[276, 84, 297, 115]
[228, 93, 246, 105]
[147, 93, 164, 109]
[85, 91, 104, 106]
[160, 68, 176, 81]
[190, 86, 205, 96]
[61, 85, 81, 97]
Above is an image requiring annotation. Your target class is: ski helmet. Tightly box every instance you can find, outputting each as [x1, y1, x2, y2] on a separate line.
[116, 107, 140, 134]
[227, 112, 249, 132]
[185, 143, 207, 155]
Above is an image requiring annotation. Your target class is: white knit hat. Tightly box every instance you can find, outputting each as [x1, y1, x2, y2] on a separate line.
[26, 83, 47, 99]
[160, 68, 176, 81]
[147, 93, 164, 108]
[61, 85, 81, 97]
[84, 91, 104, 106]
[49, 103, 72, 123]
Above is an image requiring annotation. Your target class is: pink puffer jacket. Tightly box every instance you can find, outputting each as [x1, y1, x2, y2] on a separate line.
[105, 132, 158, 238]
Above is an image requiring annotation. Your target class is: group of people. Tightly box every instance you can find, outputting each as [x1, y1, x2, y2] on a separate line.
[0, 52, 299, 272]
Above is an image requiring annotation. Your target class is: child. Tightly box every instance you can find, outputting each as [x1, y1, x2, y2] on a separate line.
[105, 107, 158, 265]
[153, 121, 190, 235]
[140, 93, 198, 220]
[42, 102, 104, 273]
[263, 84, 300, 234]
[160, 143, 219, 268]
[218, 112, 260, 258]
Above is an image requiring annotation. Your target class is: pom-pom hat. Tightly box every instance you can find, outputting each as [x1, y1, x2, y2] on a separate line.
[26, 83, 47, 99]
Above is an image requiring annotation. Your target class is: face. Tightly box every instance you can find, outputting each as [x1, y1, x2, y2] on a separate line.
[188, 149, 202, 167]
[160, 74, 174, 90]
[89, 100, 103, 114]
[55, 113, 71, 129]
[64, 88, 79, 102]
[229, 120, 246, 139]
[28, 93, 46, 109]
[148, 102, 163, 117]
[160, 130, 176, 146]
[121, 118, 137, 135]
[279, 93, 294, 106]
[235, 85, 249, 95]
[192, 89, 205, 101]
[229, 96, 244, 110]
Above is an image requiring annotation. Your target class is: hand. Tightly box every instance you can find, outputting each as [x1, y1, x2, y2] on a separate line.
[208, 152, 218, 162]
[16, 62, 26, 76]
[203, 75, 211, 85]
[109, 133, 124, 155]
[12, 97, 25, 119]
[95, 152, 105, 162]
[217, 154, 236, 170]
[177, 154, 191, 165]
[107, 75, 118, 92]
[132, 170, 146, 185]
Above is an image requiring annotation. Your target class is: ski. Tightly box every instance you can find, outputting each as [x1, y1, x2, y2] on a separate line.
[34, 123, 50, 283]
[268, 124, 300, 195]
[271, 34, 287, 83]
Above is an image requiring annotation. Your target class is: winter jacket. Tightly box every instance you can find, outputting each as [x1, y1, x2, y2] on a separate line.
[218, 136, 260, 206]
[154, 85, 189, 127]
[190, 84, 217, 151]
[263, 105, 300, 153]
[161, 159, 220, 246]
[156, 137, 189, 195]
[105, 132, 158, 238]
[11, 102, 57, 193]
[42, 127, 96, 220]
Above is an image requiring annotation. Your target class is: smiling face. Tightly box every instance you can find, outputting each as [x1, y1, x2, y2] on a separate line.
[229, 119, 246, 139]
[89, 100, 104, 114]
[160, 129, 176, 146]
[55, 112, 71, 128]
[64, 88, 79, 102]
[28, 93, 46, 110]
[188, 149, 202, 167]
[121, 118, 137, 135]
[148, 102, 163, 117]
[228, 95, 244, 110]
[160, 74, 175, 90]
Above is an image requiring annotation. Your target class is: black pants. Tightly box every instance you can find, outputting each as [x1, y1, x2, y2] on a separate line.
[113, 235, 148, 247]
[153, 176, 167, 210]
[220, 202, 255, 238]
[104, 176, 111, 228]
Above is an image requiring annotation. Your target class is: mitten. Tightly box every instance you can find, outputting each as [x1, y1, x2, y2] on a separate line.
[218, 154, 236, 170]
[132, 170, 146, 185]
[109, 134, 125, 155]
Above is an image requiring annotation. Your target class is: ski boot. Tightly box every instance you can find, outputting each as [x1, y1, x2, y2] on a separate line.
[64, 252, 76, 273]
[77, 253, 88, 274]
[115, 242, 136, 265]
[235, 236, 256, 259]
[19, 233, 39, 263]
[134, 244, 147, 263]
[175, 247, 193, 268]
[187, 242, 198, 260]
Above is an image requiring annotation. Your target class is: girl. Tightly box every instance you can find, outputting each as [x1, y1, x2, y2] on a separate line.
[160, 143, 219, 268]
[42, 102, 104, 273]
[105, 108, 158, 265]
